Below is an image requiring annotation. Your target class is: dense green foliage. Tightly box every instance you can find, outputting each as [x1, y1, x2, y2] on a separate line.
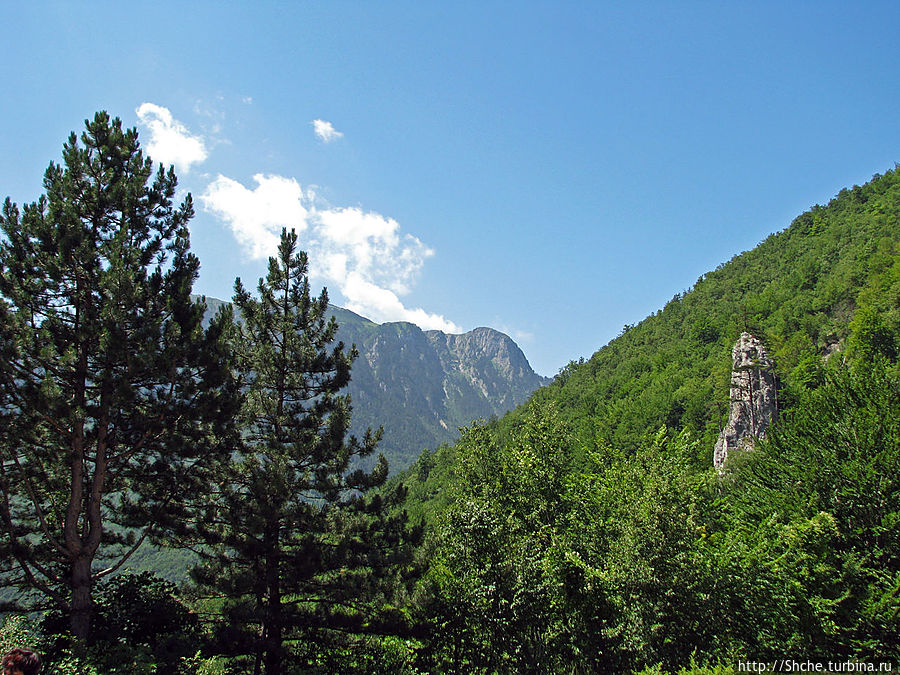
[392, 167, 900, 672]
[403, 363, 899, 672]
[0, 113, 238, 641]
[2, 571, 206, 674]
[395, 170, 900, 530]
[191, 229, 418, 674]
[1, 116, 417, 674]
[3, 114, 898, 673]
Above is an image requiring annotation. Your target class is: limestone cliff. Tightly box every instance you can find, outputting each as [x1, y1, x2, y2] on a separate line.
[338, 312, 550, 471]
[713, 332, 778, 470]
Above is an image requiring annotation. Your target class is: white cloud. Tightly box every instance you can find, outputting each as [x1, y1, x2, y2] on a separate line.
[200, 174, 460, 333]
[314, 207, 432, 296]
[201, 174, 310, 260]
[136, 103, 208, 174]
[312, 119, 343, 143]
[310, 207, 458, 332]
[341, 272, 460, 332]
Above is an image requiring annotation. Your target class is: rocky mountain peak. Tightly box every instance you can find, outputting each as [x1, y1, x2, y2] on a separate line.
[198, 296, 548, 472]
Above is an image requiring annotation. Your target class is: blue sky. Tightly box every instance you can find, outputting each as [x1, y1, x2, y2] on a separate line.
[2, 2, 899, 376]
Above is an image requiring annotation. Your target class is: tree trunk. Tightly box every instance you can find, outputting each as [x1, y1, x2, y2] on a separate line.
[263, 522, 283, 674]
[70, 555, 93, 641]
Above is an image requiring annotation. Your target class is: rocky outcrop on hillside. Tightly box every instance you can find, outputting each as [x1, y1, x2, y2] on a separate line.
[713, 332, 778, 470]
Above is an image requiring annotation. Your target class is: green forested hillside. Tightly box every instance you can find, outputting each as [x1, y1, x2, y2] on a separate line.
[387, 168, 900, 673]
[4, 109, 899, 674]
[399, 167, 900, 514]
[527, 166, 900, 459]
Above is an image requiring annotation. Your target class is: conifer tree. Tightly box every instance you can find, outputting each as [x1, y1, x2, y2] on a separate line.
[0, 113, 238, 641]
[193, 228, 416, 675]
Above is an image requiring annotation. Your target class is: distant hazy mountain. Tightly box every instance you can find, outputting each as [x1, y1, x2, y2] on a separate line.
[201, 298, 549, 472]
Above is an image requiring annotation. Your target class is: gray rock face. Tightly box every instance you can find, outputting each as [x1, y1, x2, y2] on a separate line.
[199, 297, 549, 472]
[713, 332, 778, 470]
[340, 314, 550, 471]
[425, 327, 542, 410]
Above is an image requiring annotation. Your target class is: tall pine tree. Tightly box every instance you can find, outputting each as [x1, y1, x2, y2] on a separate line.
[0, 112, 238, 641]
[193, 229, 416, 675]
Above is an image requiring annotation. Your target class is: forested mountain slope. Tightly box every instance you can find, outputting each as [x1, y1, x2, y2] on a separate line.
[399, 166, 900, 516]
[530, 166, 900, 455]
[393, 167, 900, 672]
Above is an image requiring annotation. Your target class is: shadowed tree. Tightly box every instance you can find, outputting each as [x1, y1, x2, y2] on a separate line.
[0, 112, 238, 641]
[193, 228, 417, 675]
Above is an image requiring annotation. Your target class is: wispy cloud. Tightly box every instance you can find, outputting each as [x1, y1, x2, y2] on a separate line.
[200, 174, 460, 333]
[144, 106, 457, 332]
[136, 103, 208, 174]
[493, 319, 535, 345]
[312, 119, 343, 143]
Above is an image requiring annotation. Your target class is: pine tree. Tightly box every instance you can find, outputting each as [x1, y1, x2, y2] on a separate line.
[0, 112, 238, 641]
[193, 229, 416, 675]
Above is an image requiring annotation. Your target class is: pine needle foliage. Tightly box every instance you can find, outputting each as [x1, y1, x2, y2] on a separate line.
[193, 229, 417, 675]
[0, 112, 238, 642]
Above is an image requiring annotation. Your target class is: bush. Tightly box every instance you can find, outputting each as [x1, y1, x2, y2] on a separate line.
[40, 571, 204, 674]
